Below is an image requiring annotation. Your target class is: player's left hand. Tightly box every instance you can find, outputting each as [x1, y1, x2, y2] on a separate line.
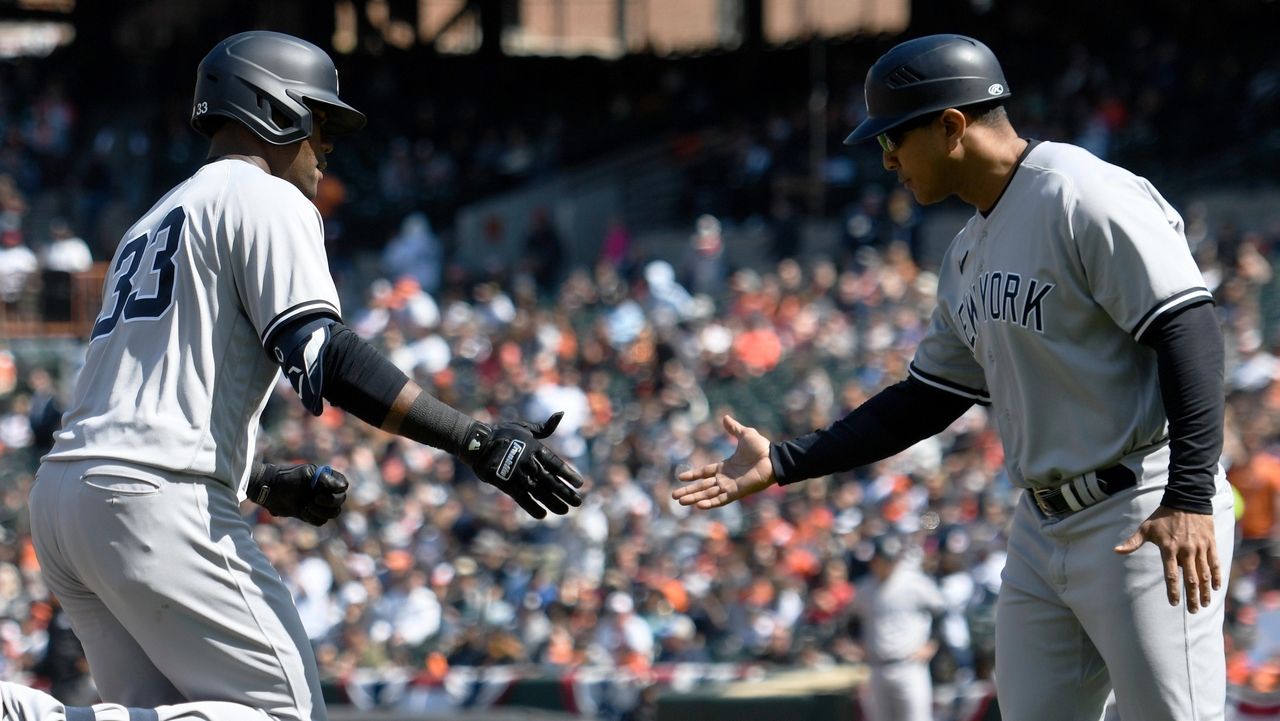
[249, 463, 349, 527]
[464, 412, 586, 519]
[1114, 506, 1220, 613]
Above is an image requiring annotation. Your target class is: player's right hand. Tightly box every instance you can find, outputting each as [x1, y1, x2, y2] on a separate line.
[463, 412, 585, 519]
[249, 463, 350, 527]
[672, 415, 777, 509]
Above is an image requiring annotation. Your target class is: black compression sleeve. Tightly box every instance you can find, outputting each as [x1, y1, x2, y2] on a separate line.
[1139, 301, 1224, 514]
[317, 323, 476, 453]
[769, 376, 975, 485]
[319, 324, 410, 427]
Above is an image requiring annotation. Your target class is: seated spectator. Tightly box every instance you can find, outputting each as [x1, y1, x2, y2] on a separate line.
[0, 224, 36, 314]
[39, 219, 92, 322]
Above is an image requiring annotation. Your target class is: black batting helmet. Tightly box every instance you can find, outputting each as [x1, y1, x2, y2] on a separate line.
[844, 34, 1010, 145]
[191, 31, 366, 145]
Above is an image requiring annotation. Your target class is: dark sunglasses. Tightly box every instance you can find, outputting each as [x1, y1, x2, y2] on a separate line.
[876, 112, 943, 153]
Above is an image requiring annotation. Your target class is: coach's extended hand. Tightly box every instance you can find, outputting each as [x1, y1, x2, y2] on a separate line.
[463, 412, 585, 519]
[249, 463, 349, 527]
[673, 415, 777, 509]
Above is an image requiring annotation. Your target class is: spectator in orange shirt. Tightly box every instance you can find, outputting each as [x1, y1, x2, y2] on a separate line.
[732, 314, 783, 376]
[1228, 429, 1280, 550]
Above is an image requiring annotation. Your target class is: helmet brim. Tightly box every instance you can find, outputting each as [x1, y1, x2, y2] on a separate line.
[843, 114, 911, 146]
[301, 92, 367, 136]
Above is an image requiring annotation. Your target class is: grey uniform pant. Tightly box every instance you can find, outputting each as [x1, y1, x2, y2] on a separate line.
[995, 464, 1235, 721]
[866, 659, 933, 721]
[28, 460, 324, 721]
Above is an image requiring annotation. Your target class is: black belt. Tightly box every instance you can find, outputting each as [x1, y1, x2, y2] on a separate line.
[1031, 464, 1138, 517]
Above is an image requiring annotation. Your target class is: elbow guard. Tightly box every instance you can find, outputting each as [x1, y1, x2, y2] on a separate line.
[270, 316, 336, 416]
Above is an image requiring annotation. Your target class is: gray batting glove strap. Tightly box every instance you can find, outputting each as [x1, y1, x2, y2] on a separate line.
[462, 412, 585, 519]
[249, 463, 349, 527]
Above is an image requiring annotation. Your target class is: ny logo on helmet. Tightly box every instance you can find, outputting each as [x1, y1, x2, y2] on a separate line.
[988, 84, 1004, 95]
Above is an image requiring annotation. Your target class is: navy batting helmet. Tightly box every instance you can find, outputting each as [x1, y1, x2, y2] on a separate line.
[191, 31, 366, 145]
[844, 34, 1010, 145]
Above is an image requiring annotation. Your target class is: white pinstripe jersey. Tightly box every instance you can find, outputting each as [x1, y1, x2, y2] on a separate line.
[910, 141, 1212, 489]
[47, 159, 341, 492]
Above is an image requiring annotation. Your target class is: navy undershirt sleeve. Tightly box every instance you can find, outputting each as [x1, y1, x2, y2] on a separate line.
[1139, 300, 1224, 514]
[769, 376, 975, 485]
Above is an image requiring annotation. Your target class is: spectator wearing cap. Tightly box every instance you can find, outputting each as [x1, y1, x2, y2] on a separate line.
[655, 615, 708, 663]
[853, 534, 945, 721]
[592, 591, 655, 671]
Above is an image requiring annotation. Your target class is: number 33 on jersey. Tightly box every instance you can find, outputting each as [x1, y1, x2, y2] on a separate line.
[55, 159, 341, 486]
[91, 207, 185, 340]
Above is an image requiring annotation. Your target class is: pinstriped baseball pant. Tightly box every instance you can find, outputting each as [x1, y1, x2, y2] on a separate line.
[995, 467, 1234, 721]
[28, 460, 322, 721]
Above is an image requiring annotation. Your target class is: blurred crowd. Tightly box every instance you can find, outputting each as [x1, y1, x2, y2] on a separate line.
[0, 20, 1275, 275]
[1, 199, 1280, 714]
[0, 12, 1277, 720]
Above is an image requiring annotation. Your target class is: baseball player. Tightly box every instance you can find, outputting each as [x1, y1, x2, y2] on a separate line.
[674, 34, 1234, 720]
[852, 534, 944, 721]
[19, 30, 584, 721]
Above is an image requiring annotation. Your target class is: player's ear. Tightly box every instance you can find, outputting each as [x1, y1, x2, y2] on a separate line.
[939, 108, 967, 149]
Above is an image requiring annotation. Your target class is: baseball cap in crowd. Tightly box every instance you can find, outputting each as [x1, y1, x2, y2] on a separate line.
[870, 533, 904, 561]
[607, 591, 635, 615]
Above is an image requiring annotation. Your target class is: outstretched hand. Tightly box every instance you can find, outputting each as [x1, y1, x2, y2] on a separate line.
[1114, 506, 1221, 613]
[672, 415, 776, 509]
[465, 412, 585, 519]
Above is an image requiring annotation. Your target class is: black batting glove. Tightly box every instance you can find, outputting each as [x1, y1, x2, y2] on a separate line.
[461, 412, 586, 519]
[248, 463, 349, 527]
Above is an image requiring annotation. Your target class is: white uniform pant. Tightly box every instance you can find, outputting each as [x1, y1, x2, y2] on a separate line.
[866, 659, 933, 721]
[995, 467, 1235, 721]
[28, 460, 324, 721]
[1, 680, 273, 720]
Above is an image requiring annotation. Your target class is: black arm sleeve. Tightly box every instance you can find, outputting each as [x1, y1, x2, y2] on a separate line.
[319, 324, 474, 454]
[317, 323, 410, 426]
[271, 317, 474, 454]
[1138, 301, 1224, 514]
[769, 376, 975, 485]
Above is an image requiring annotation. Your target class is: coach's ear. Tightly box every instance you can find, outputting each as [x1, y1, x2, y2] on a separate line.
[940, 108, 968, 152]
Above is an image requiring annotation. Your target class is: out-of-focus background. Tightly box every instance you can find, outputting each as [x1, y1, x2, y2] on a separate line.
[0, 1, 1279, 719]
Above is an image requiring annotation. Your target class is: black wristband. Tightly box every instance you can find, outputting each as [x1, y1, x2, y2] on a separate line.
[249, 462, 272, 486]
[400, 392, 475, 456]
[247, 462, 277, 504]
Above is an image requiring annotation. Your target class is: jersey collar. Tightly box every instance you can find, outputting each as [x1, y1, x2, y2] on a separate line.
[979, 138, 1041, 219]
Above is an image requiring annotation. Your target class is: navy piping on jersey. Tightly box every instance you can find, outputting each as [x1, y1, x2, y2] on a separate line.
[1131, 288, 1215, 342]
[908, 362, 992, 405]
[260, 299, 341, 350]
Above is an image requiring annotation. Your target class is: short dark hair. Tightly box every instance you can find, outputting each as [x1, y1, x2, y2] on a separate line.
[960, 100, 1008, 126]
